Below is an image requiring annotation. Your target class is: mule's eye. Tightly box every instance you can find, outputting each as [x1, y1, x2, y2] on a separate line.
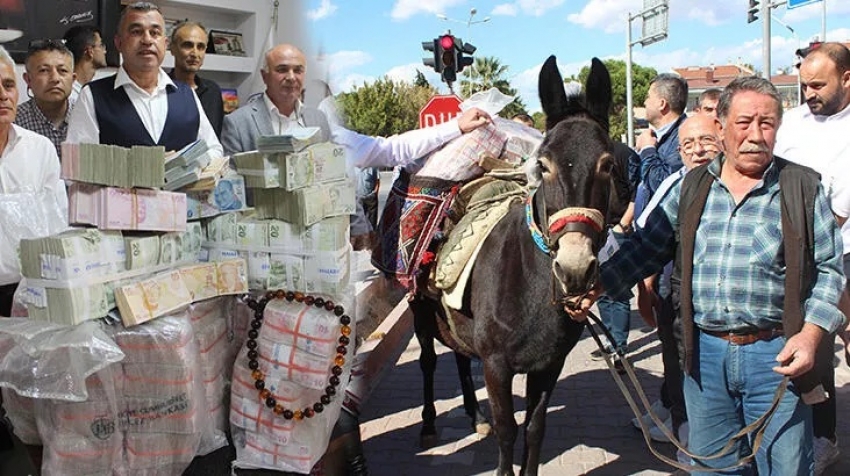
[537, 158, 549, 174]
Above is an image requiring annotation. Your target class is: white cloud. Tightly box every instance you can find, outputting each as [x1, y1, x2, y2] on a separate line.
[492, 3, 518, 16]
[332, 73, 377, 94]
[512, 58, 590, 113]
[323, 50, 373, 76]
[567, 0, 640, 33]
[491, 0, 565, 17]
[307, 0, 338, 20]
[390, 0, 466, 20]
[385, 62, 442, 86]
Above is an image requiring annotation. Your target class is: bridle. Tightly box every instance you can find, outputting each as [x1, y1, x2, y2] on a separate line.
[525, 188, 605, 305]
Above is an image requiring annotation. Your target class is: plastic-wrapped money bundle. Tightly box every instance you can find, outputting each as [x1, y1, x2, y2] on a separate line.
[69, 183, 188, 232]
[37, 367, 124, 476]
[185, 173, 248, 219]
[189, 300, 232, 434]
[235, 142, 347, 191]
[416, 121, 509, 181]
[1, 387, 40, 445]
[230, 294, 354, 473]
[252, 179, 356, 226]
[61, 142, 166, 189]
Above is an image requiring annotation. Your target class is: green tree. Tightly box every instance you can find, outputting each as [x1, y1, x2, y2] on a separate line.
[569, 59, 657, 141]
[414, 70, 430, 88]
[337, 77, 437, 136]
[459, 56, 527, 119]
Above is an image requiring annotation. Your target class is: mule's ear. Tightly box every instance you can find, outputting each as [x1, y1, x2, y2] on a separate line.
[539, 55, 568, 131]
[585, 57, 612, 133]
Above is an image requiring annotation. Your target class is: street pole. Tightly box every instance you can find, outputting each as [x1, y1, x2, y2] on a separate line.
[822, 0, 827, 41]
[626, 13, 634, 147]
[762, 1, 771, 80]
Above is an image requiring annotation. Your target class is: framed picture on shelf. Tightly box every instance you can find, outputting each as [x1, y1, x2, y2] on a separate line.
[208, 29, 246, 57]
[221, 89, 239, 114]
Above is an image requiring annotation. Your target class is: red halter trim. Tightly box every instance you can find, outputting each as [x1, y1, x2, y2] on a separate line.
[549, 214, 604, 235]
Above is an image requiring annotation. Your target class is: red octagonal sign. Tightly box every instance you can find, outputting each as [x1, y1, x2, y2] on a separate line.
[419, 94, 462, 129]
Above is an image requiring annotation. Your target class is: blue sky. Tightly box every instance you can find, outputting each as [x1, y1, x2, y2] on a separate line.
[303, 0, 850, 113]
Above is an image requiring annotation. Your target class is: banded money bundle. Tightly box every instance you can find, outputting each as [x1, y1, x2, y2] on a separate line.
[252, 179, 355, 226]
[69, 183, 188, 232]
[234, 142, 346, 191]
[204, 216, 350, 293]
[61, 143, 166, 189]
[166, 155, 230, 192]
[115, 259, 248, 326]
[163, 139, 214, 190]
[185, 174, 248, 220]
[19, 228, 125, 280]
[255, 127, 322, 153]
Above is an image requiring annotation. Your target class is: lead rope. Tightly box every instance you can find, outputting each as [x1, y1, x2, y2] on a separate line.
[583, 311, 787, 473]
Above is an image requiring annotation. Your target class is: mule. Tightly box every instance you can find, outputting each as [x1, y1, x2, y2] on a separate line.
[411, 56, 623, 476]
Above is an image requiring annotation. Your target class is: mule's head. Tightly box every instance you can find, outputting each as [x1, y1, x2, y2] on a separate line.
[531, 56, 615, 301]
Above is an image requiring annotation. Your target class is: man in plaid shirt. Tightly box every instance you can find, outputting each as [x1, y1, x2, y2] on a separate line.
[14, 39, 75, 159]
[567, 77, 846, 474]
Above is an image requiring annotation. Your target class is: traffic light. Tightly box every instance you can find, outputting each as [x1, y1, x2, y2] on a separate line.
[422, 39, 442, 73]
[456, 39, 476, 74]
[439, 34, 457, 82]
[747, 0, 759, 24]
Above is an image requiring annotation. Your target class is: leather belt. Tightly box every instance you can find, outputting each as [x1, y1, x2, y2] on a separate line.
[701, 327, 784, 346]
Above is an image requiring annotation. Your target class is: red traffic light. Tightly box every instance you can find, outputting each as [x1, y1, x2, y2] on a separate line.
[439, 35, 455, 50]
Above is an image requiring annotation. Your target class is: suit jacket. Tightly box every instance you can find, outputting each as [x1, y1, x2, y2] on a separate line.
[221, 92, 331, 156]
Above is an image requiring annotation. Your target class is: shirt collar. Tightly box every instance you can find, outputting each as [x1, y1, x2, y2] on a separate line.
[115, 66, 175, 95]
[263, 93, 301, 121]
[801, 101, 850, 123]
[709, 153, 780, 190]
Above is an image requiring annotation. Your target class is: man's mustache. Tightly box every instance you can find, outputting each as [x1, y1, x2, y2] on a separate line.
[739, 144, 769, 153]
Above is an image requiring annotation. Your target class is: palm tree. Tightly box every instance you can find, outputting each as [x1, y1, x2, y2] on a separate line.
[459, 56, 511, 98]
[459, 56, 527, 118]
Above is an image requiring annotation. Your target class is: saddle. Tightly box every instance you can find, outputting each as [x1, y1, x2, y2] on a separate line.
[432, 172, 527, 310]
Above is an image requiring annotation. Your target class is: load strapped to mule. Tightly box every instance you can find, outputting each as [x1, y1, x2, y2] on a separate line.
[370, 111, 543, 304]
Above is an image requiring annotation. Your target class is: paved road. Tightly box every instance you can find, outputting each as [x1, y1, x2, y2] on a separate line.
[357, 310, 850, 476]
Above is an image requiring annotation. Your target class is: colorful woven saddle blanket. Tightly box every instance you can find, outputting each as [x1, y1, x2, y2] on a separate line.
[435, 177, 526, 310]
[371, 173, 460, 293]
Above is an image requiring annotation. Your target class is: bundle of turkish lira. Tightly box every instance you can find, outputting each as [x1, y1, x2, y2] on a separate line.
[202, 212, 350, 294]
[61, 143, 166, 189]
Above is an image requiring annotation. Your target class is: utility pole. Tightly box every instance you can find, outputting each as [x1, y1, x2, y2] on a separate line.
[625, 0, 668, 147]
[762, 1, 771, 79]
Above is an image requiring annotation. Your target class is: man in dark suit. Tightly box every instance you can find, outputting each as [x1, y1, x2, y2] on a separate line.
[221, 43, 330, 156]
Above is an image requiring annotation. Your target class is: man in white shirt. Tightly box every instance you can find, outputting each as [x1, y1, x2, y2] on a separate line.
[0, 45, 67, 316]
[65, 1, 222, 156]
[774, 42, 850, 476]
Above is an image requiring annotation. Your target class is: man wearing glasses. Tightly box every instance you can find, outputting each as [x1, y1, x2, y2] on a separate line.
[65, 1, 222, 156]
[62, 25, 107, 104]
[14, 39, 74, 158]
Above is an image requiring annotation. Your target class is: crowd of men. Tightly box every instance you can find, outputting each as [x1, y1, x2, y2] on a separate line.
[569, 42, 850, 476]
[1, 1, 850, 475]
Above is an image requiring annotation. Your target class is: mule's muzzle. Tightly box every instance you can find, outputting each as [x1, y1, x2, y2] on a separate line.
[552, 233, 599, 299]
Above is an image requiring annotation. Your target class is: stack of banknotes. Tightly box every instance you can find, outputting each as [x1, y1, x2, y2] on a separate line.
[68, 182, 188, 232]
[115, 259, 248, 326]
[202, 213, 350, 294]
[61, 143, 166, 189]
[251, 180, 356, 226]
[255, 127, 322, 153]
[233, 142, 347, 190]
[163, 139, 214, 189]
[18, 225, 205, 325]
[185, 173, 249, 220]
[166, 155, 230, 192]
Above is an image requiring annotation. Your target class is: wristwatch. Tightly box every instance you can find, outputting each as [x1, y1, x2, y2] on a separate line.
[615, 222, 633, 234]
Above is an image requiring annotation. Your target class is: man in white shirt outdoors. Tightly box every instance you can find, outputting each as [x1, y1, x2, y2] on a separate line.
[62, 25, 107, 104]
[774, 41, 850, 475]
[65, 1, 222, 156]
[0, 44, 67, 455]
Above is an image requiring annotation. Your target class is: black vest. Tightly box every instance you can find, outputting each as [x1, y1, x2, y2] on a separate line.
[89, 74, 199, 150]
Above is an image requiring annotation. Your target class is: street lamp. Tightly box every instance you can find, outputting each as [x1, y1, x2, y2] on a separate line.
[437, 8, 490, 41]
[771, 14, 802, 105]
